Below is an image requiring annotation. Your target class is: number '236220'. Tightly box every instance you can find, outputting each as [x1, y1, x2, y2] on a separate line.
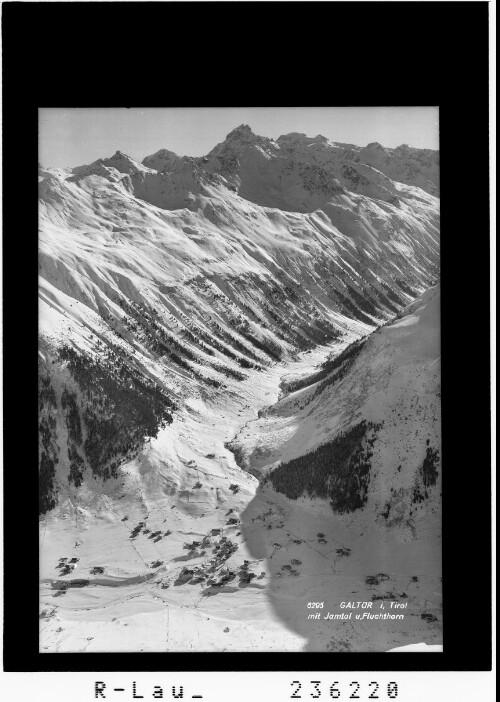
[290, 681, 399, 699]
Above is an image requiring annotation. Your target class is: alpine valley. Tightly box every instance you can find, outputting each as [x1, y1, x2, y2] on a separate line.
[39, 125, 441, 652]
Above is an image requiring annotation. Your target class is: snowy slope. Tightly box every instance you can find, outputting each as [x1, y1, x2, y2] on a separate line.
[232, 287, 442, 651]
[232, 286, 441, 502]
[39, 126, 440, 652]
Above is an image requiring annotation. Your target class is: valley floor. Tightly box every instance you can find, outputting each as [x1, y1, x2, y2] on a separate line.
[39, 338, 442, 653]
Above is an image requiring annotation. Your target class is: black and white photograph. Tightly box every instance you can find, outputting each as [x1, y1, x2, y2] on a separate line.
[1, 3, 493, 700]
[38, 106, 442, 654]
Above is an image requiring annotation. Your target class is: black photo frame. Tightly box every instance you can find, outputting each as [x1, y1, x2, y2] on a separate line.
[2, 1, 491, 674]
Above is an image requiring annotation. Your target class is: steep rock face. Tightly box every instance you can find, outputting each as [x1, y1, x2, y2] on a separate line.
[38, 126, 439, 514]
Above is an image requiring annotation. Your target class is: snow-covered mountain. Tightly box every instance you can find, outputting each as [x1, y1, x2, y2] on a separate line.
[38, 125, 440, 652]
[235, 286, 442, 651]
[232, 286, 441, 524]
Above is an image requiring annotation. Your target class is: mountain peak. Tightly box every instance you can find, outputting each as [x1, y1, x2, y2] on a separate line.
[107, 150, 134, 162]
[208, 123, 277, 162]
[142, 148, 183, 171]
[226, 124, 255, 140]
[277, 132, 329, 147]
[365, 142, 385, 150]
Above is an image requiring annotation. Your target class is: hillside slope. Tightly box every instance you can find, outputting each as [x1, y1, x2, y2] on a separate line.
[233, 286, 441, 525]
[236, 286, 442, 651]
